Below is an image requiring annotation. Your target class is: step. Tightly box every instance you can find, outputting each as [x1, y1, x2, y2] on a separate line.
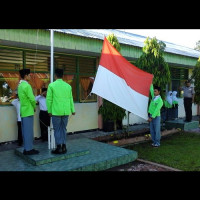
[15, 142, 89, 166]
[0, 138, 138, 171]
[165, 119, 199, 131]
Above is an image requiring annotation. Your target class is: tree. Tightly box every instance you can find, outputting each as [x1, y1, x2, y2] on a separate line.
[98, 34, 126, 131]
[191, 57, 200, 105]
[194, 40, 200, 51]
[135, 37, 171, 98]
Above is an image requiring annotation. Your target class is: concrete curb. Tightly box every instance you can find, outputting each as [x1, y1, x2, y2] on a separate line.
[137, 158, 182, 171]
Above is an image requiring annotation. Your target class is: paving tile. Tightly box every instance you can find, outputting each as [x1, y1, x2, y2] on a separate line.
[165, 119, 199, 131]
[0, 138, 137, 171]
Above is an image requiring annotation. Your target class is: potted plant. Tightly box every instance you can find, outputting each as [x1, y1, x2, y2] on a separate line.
[98, 33, 126, 132]
[98, 99, 126, 132]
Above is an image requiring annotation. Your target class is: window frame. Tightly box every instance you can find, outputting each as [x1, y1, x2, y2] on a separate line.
[0, 45, 97, 103]
[169, 66, 189, 98]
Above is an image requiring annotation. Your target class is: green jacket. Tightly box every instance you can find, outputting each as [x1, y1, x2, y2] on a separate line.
[148, 84, 163, 118]
[18, 81, 36, 118]
[164, 100, 173, 108]
[46, 79, 75, 116]
[172, 100, 178, 105]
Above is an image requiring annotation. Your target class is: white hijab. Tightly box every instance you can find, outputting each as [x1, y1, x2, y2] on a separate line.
[166, 91, 172, 105]
[172, 91, 178, 102]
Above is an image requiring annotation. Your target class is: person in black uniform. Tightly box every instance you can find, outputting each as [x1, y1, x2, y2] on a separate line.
[180, 80, 195, 122]
[35, 88, 50, 141]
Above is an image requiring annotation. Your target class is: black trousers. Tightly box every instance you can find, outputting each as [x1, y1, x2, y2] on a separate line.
[184, 98, 192, 121]
[39, 110, 50, 141]
[17, 121, 23, 145]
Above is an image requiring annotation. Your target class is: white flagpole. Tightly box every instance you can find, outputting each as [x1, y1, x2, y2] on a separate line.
[50, 29, 54, 84]
[48, 126, 50, 149]
[48, 29, 55, 149]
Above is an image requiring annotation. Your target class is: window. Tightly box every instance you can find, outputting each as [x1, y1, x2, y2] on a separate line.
[26, 51, 50, 73]
[55, 55, 77, 101]
[0, 47, 22, 101]
[0, 46, 97, 103]
[79, 57, 96, 102]
[79, 76, 96, 102]
[0, 48, 23, 72]
[170, 67, 189, 98]
[54, 54, 97, 102]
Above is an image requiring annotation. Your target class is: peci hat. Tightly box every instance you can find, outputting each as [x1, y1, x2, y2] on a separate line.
[42, 88, 47, 92]
[55, 68, 63, 77]
[185, 79, 191, 84]
[19, 69, 30, 78]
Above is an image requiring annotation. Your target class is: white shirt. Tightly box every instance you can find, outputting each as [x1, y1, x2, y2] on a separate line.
[153, 95, 161, 101]
[19, 80, 28, 84]
[11, 99, 21, 122]
[35, 95, 47, 111]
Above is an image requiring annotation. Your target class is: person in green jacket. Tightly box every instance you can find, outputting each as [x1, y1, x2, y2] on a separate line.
[148, 85, 163, 147]
[46, 69, 75, 154]
[18, 69, 39, 155]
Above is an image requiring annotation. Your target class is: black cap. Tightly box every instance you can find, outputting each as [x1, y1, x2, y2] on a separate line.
[154, 85, 161, 92]
[19, 69, 30, 78]
[55, 68, 63, 78]
[185, 80, 191, 84]
[42, 88, 47, 92]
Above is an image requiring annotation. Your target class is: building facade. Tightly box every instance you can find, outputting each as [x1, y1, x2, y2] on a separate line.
[0, 29, 199, 143]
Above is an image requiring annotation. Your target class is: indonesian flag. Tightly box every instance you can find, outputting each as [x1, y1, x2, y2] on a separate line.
[91, 37, 154, 120]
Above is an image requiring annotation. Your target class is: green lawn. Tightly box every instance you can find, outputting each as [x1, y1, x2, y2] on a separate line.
[124, 131, 200, 171]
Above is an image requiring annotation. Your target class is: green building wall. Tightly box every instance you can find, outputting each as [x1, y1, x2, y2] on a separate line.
[0, 29, 198, 67]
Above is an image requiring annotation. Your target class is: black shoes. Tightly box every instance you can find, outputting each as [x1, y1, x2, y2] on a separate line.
[18, 142, 23, 146]
[51, 144, 67, 154]
[51, 144, 62, 154]
[62, 144, 67, 154]
[23, 149, 39, 155]
[184, 120, 191, 122]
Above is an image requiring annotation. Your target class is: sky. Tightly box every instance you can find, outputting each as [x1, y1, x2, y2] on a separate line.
[120, 29, 200, 50]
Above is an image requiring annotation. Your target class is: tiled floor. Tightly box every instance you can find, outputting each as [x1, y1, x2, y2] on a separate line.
[0, 137, 138, 171]
[15, 141, 90, 166]
[0, 116, 199, 171]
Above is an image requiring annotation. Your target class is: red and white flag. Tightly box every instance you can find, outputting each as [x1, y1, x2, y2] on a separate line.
[91, 37, 154, 120]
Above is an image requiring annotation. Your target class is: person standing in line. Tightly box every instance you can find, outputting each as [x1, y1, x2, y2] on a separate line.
[148, 85, 163, 147]
[35, 88, 50, 142]
[165, 91, 173, 121]
[18, 69, 39, 155]
[172, 91, 179, 120]
[46, 69, 75, 154]
[180, 80, 195, 122]
[11, 91, 23, 146]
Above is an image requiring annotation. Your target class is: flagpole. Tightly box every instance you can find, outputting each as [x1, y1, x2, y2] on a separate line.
[127, 111, 130, 133]
[48, 29, 55, 149]
[50, 29, 54, 83]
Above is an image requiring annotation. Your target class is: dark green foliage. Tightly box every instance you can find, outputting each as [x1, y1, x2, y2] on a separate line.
[191, 58, 200, 104]
[194, 40, 200, 51]
[136, 37, 171, 98]
[106, 33, 121, 52]
[98, 34, 126, 130]
[98, 99, 126, 122]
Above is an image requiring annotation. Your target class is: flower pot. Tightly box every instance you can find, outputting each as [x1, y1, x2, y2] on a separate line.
[103, 120, 114, 132]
